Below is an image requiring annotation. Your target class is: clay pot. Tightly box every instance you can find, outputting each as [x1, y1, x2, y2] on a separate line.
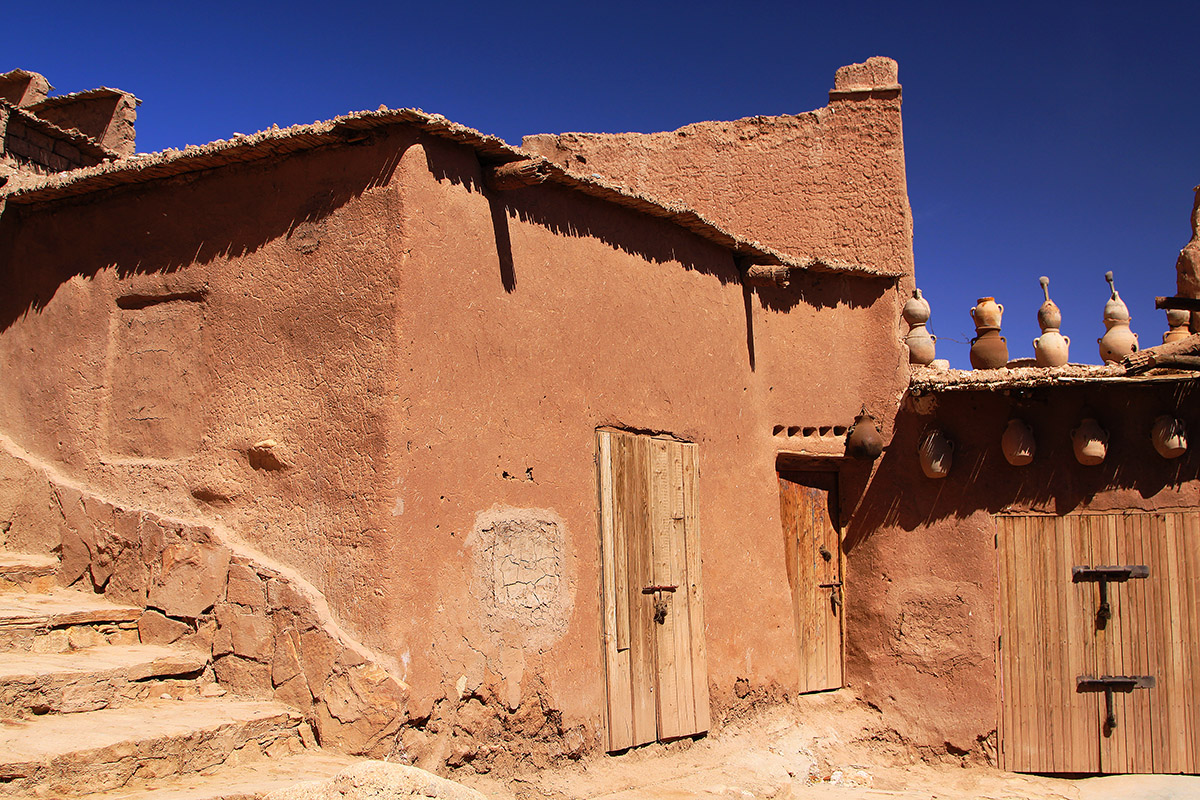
[1034, 329, 1070, 368]
[905, 329, 937, 365]
[1151, 415, 1187, 459]
[1099, 325, 1138, 363]
[902, 289, 931, 326]
[903, 289, 936, 365]
[970, 329, 1009, 370]
[1001, 419, 1036, 467]
[918, 430, 954, 479]
[1163, 308, 1190, 344]
[1098, 271, 1138, 363]
[970, 297, 1004, 330]
[846, 407, 884, 461]
[1071, 418, 1108, 466]
[1037, 276, 1062, 330]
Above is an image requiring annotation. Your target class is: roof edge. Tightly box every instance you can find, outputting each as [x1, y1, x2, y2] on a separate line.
[1, 106, 901, 279]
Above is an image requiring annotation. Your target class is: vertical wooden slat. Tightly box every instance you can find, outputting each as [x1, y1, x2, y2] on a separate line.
[622, 434, 657, 746]
[665, 441, 696, 737]
[682, 444, 710, 733]
[1183, 512, 1200, 773]
[1044, 515, 1064, 771]
[597, 431, 634, 751]
[1164, 509, 1187, 772]
[997, 515, 1010, 771]
[612, 435, 631, 653]
[649, 439, 682, 738]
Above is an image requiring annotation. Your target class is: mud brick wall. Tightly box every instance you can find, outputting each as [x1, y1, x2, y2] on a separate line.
[2, 110, 96, 172]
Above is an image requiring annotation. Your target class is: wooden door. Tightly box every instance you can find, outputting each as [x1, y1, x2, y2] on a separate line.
[997, 512, 1200, 774]
[779, 471, 843, 693]
[597, 430, 710, 752]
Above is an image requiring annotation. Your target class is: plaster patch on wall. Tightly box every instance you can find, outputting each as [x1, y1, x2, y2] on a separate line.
[468, 507, 573, 653]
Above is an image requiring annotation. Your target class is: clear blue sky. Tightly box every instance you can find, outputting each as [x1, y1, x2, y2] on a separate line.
[9, 1, 1199, 367]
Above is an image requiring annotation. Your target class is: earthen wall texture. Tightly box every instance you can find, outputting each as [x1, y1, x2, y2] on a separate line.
[521, 57, 913, 284]
[0, 119, 910, 758]
[845, 382, 1200, 756]
[29, 92, 137, 157]
[2, 111, 94, 172]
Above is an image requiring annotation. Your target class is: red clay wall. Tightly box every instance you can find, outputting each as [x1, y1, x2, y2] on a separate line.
[0, 121, 910, 758]
[845, 381, 1200, 756]
[521, 57, 914, 282]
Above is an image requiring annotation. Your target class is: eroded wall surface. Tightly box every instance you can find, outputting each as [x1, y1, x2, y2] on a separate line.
[845, 382, 1200, 756]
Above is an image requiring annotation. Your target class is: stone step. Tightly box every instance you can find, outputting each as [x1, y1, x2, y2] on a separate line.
[0, 643, 210, 716]
[0, 588, 141, 652]
[0, 553, 57, 595]
[86, 750, 362, 800]
[0, 697, 311, 796]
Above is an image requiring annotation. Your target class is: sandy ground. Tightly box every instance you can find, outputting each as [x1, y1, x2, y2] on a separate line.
[458, 691, 1200, 800]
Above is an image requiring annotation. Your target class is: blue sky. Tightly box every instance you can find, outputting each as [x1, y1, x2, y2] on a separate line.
[10, 1, 1199, 367]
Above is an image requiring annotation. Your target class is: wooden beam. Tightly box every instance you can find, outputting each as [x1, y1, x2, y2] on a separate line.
[483, 159, 549, 191]
[1155, 296, 1200, 311]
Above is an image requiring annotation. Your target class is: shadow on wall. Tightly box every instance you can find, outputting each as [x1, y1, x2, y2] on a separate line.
[0, 128, 417, 332]
[421, 140, 892, 313]
[843, 380, 1200, 552]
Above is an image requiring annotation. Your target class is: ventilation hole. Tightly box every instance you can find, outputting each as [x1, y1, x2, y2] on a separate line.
[787, 426, 801, 437]
[802, 427, 817, 437]
[772, 425, 785, 436]
[818, 426, 832, 437]
[833, 426, 847, 436]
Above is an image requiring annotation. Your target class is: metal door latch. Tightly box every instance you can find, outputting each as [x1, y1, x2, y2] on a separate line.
[1077, 675, 1155, 732]
[1073, 565, 1148, 628]
[819, 581, 842, 614]
[642, 585, 677, 624]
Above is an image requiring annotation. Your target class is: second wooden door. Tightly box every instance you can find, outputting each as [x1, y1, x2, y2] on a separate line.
[779, 471, 843, 693]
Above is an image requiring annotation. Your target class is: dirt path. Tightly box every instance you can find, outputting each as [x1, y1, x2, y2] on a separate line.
[458, 691, 1199, 800]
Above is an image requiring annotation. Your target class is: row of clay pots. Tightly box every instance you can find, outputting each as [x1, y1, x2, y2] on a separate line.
[905, 271, 1190, 369]
[918, 415, 1188, 478]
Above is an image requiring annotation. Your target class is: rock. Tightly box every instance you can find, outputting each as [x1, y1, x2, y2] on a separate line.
[226, 563, 267, 611]
[214, 654, 272, 695]
[138, 609, 191, 645]
[263, 760, 487, 800]
[148, 536, 231, 618]
[273, 628, 304, 685]
[216, 604, 274, 662]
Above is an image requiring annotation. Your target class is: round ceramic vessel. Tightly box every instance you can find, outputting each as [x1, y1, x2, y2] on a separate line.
[1033, 329, 1070, 367]
[970, 297, 1003, 330]
[970, 329, 1008, 369]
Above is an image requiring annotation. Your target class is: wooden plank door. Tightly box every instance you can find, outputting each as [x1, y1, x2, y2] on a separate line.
[597, 430, 710, 752]
[997, 514, 1100, 773]
[778, 471, 842, 693]
[997, 511, 1200, 774]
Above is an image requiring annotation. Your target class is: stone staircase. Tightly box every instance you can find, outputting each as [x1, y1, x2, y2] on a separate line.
[0, 552, 361, 799]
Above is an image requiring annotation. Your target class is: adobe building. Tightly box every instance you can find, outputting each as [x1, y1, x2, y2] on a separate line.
[0, 58, 1195, 795]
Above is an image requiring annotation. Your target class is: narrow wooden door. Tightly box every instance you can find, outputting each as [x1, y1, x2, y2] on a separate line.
[597, 430, 710, 752]
[778, 471, 843, 693]
[997, 512, 1200, 774]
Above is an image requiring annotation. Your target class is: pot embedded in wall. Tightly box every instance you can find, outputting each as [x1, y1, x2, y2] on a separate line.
[1001, 418, 1036, 466]
[918, 429, 954, 479]
[970, 329, 1009, 370]
[846, 407, 884, 460]
[970, 296, 1004, 330]
[1071, 417, 1108, 466]
[1152, 415, 1188, 459]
